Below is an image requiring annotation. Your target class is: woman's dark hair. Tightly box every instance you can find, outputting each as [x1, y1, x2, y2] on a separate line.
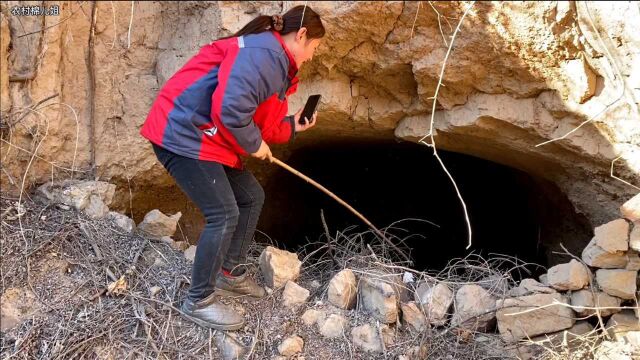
[221, 5, 325, 41]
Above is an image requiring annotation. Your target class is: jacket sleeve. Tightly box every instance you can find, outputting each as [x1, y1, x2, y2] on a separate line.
[262, 114, 296, 144]
[211, 46, 286, 154]
[261, 77, 300, 144]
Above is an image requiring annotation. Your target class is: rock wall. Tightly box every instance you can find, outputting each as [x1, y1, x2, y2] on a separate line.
[1, 1, 639, 229]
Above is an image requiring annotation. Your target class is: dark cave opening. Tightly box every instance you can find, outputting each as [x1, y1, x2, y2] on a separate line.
[258, 138, 593, 275]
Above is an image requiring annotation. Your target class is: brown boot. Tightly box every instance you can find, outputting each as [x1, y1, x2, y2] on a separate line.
[180, 292, 244, 330]
[215, 271, 266, 299]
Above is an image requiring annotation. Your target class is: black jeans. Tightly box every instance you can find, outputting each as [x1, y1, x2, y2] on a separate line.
[152, 143, 265, 301]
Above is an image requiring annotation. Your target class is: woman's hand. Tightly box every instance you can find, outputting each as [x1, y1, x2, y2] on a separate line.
[251, 140, 273, 162]
[294, 107, 317, 132]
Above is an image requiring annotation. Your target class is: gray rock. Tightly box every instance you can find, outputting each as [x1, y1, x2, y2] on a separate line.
[539, 274, 549, 285]
[84, 195, 110, 219]
[328, 269, 357, 309]
[318, 314, 348, 338]
[496, 293, 575, 342]
[259, 246, 301, 288]
[108, 211, 135, 233]
[606, 310, 640, 346]
[452, 284, 496, 332]
[282, 281, 310, 308]
[379, 324, 395, 347]
[161, 236, 189, 251]
[214, 331, 247, 360]
[547, 259, 590, 291]
[301, 309, 326, 327]
[582, 240, 628, 269]
[351, 324, 383, 353]
[594, 340, 636, 360]
[630, 222, 640, 252]
[414, 281, 453, 326]
[37, 180, 116, 210]
[593, 219, 630, 253]
[596, 269, 637, 299]
[149, 286, 162, 297]
[527, 323, 592, 350]
[570, 290, 622, 318]
[358, 277, 398, 324]
[137, 209, 182, 239]
[184, 245, 197, 262]
[401, 301, 427, 331]
[626, 250, 640, 271]
[621, 193, 640, 222]
[508, 278, 556, 297]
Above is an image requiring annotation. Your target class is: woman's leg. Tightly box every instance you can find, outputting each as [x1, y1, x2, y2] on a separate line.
[152, 144, 239, 301]
[222, 166, 265, 275]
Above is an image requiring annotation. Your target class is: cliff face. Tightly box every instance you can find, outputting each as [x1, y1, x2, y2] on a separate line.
[1, 1, 639, 227]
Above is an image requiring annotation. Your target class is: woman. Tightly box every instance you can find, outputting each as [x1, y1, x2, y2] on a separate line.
[140, 5, 325, 330]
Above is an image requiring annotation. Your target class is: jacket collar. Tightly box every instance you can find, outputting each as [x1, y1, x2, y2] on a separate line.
[271, 31, 299, 80]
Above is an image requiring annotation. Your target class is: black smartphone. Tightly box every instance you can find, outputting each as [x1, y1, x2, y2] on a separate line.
[299, 94, 321, 125]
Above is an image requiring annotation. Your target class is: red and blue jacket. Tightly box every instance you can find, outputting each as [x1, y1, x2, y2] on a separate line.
[140, 31, 299, 169]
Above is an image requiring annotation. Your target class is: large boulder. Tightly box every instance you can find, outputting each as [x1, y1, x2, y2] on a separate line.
[596, 269, 638, 299]
[259, 246, 302, 288]
[328, 269, 357, 309]
[358, 277, 398, 324]
[546, 259, 590, 291]
[137, 209, 182, 239]
[451, 284, 496, 332]
[414, 281, 453, 326]
[496, 293, 575, 343]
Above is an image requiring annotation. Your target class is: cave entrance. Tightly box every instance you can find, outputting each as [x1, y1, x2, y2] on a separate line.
[259, 138, 593, 274]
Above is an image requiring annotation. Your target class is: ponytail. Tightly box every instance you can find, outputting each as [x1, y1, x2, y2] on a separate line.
[220, 5, 325, 40]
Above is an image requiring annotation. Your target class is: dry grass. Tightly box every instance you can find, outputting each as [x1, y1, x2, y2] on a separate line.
[0, 195, 631, 359]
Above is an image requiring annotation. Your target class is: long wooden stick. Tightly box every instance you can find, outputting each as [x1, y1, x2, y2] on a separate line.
[270, 156, 411, 263]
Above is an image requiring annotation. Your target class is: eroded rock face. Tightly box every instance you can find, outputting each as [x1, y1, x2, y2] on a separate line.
[1, 2, 638, 231]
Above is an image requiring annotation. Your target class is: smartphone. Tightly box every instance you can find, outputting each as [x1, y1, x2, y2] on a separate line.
[299, 94, 321, 125]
